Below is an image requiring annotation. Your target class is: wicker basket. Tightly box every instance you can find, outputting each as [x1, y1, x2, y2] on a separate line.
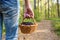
[19, 18, 38, 34]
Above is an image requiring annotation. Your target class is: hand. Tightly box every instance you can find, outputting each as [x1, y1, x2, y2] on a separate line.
[24, 7, 34, 18]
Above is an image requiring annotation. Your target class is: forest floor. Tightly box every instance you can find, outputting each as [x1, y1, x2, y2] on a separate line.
[2, 20, 60, 40]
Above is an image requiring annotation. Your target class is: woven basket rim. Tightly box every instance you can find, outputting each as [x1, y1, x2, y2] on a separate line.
[19, 23, 38, 26]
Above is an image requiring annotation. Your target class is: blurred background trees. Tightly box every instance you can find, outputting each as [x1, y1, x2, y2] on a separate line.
[19, 0, 60, 36]
[20, 0, 60, 21]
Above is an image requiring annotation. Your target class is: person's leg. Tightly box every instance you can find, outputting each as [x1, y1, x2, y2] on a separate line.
[0, 13, 3, 40]
[1, 0, 20, 40]
[3, 7, 19, 40]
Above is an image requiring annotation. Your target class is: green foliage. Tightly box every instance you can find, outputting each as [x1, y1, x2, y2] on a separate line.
[52, 18, 60, 36]
[51, 4, 58, 18]
[2, 24, 6, 34]
[19, 10, 23, 23]
[34, 6, 45, 22]
[34, 8, 41, 22]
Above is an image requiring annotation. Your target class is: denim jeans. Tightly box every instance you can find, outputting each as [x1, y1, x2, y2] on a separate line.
[0, 0, 20, 40]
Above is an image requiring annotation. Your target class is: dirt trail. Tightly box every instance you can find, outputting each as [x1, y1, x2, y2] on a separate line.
[18, 20, 59, 40]
[2, 20, 59, 40]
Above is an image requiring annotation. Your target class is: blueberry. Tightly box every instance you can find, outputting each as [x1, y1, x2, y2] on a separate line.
[21, 22, 33, 25]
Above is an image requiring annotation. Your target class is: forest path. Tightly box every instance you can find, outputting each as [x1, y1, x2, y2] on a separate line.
[18, 20, 59, 40]
[2, 20, 59, 40]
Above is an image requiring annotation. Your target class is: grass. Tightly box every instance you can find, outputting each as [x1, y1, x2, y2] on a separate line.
[46, 17, 60, 36]
[51, 18, 60, 36]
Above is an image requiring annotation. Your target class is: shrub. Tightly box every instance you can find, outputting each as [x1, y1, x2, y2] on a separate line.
[52, 18, 60, 36]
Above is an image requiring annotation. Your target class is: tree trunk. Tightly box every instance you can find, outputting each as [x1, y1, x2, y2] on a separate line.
[38, 0, 40, 14]
[44, 0, 47, 18]
[34, 0, 36, 9]
[48, 0, 49, 18]
[40, 0, 42, 14]
[57, 0, 60, 17]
